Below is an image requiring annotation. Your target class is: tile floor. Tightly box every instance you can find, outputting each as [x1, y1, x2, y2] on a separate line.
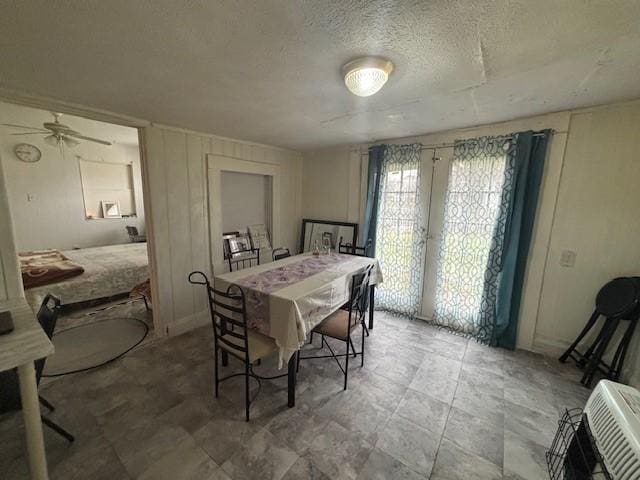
[0, 306, 592, 480]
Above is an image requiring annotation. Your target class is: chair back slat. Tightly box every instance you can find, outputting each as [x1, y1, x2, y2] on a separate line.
[213, 311, 245, 330]
[228, 253, 260, 271]
[211, 297, 244, 314]
[217, 335, 248, 353]
[348, 264, 374, 320]
[272, 248, 291, 261]
[339, 238, 373, 257]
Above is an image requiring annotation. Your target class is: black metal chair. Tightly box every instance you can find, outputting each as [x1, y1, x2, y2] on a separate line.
[0, 294, 74, 442]
[126, 225, 146, 243]
[299, 265, 373, 390]
[188, 271, 280, 421]
[272, 248, 291, 261]
[338, 238, 373, 257]
[228, 251, 260, 271]
[560, 277, 640, 387]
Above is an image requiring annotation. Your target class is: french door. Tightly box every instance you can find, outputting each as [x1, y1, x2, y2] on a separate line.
[420, 141, 510, 337]
[374, 140, 509, 332]
[374, 145, 430, 316]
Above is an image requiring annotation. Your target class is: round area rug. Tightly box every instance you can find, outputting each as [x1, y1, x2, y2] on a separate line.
[43, 317, 148, 377]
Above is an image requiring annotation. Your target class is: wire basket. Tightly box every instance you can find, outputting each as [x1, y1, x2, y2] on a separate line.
[546, 408, 611, 480]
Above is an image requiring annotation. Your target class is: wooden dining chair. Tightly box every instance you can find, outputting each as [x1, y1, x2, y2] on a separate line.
[0, 294, 75, 442]
[272, 247, 291, 261]
[299, 264, 373, 390]
[188, 271, 279, 421]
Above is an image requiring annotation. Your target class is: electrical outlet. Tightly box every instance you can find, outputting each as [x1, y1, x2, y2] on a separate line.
[560, 250, 577, 268]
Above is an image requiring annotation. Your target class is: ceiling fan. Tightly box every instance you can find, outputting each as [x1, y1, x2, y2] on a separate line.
[1, 112, 112, 147]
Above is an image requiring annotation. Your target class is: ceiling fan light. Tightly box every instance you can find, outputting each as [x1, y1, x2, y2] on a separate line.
[44, 135, 59, 147]
[343, 57, 394, 97]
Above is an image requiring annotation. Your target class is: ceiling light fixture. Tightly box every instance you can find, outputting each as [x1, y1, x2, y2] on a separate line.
[342, 57, 394, 97]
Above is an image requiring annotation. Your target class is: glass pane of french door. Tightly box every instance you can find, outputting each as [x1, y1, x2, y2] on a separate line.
[374, 149, 428, 316]
[430, 149, 507, 334]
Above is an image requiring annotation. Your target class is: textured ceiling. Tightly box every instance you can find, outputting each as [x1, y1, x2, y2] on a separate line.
[1, 1, 639, 150]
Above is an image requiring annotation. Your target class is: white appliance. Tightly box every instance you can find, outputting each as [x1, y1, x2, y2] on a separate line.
[585, 380, 640, 479]
[548, 380, 640, 479]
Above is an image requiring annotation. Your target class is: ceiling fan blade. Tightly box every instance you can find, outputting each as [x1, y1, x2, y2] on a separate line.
[66, 133, 112, 146]
[0, 123, 44, 130]
[10, 131, 49, 135]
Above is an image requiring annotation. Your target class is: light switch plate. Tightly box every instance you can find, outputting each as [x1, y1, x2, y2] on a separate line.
[560, 250, 577, 267]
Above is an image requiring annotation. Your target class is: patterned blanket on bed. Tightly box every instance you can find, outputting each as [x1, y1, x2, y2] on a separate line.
[19, 249, 85, 289]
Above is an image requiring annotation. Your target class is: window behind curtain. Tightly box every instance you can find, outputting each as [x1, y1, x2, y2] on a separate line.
[433, 138, 510, 334]
[375, 144, 424, 316]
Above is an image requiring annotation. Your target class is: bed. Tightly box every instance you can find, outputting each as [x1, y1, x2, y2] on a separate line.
[21, 243, 149, 311]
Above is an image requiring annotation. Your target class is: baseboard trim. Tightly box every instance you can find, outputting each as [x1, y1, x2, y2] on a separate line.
[416, 315, 577, 357]
[165, 309, 209, 336]
[531, 335, 571, 357]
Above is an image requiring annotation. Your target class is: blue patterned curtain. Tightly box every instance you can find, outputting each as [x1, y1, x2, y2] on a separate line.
[433, 135, 513, 341]
[362, 145, 386, 253]
[433, 132, 550, 346]
[375, 144, 425, 316]
[494, 130, 551, 348]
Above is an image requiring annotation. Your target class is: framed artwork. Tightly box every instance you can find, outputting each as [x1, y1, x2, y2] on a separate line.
[101, 200, 122, 218]
[248, 224, 272, 251]
[227, 234, 253, 255]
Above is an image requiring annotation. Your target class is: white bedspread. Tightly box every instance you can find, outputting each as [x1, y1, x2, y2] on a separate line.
[24, 243, 149, 311]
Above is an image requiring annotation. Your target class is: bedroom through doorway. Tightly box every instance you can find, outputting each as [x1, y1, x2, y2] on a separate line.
[0, 100, 155, 376]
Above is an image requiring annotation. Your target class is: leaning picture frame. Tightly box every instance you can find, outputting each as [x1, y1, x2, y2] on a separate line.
[101, 200, 121, 218]
[300, 219, 358, 253]
[228, 234, 252, 255]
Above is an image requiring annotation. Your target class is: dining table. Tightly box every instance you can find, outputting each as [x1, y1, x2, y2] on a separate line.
[214, 251, 383, 407]
[0, 297, 55, 480]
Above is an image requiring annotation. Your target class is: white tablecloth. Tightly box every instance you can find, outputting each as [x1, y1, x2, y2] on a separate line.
[214, 252, 382, 367]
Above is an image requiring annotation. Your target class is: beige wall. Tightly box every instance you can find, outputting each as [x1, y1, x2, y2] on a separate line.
[534, 102, 640, 385]
[221, 171, 268, 234]
[142, 126, 302, 336]
[0, 153, 22, 300]
[301, 147, 363, 225]
[0, 102, 144, 250]
[301, 99, 640, 385]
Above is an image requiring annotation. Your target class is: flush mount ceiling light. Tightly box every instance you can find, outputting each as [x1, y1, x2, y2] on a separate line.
[342, 57, 394, 97]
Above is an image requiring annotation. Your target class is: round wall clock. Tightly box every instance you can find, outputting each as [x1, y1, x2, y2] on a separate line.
[14, 143, 42, 163]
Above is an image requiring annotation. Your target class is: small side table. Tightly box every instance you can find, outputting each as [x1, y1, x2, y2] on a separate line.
[0, 297, 54, 480]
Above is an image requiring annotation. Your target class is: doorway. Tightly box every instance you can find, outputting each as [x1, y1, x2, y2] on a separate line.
[0, 99, 158, 373]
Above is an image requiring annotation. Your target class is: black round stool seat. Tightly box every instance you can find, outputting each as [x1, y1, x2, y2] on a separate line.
[561, 276, 640, 387]
[596, 277, 640, 318]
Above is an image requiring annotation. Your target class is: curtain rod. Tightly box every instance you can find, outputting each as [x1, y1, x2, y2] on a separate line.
[359, 130, 560, 156]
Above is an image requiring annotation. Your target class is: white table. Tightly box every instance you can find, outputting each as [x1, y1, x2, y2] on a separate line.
[214, 252, 382, 406]
[0, 298, 54, 480]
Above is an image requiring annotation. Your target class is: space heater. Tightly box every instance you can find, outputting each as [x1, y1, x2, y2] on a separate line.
[547, 380, 640, 479]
